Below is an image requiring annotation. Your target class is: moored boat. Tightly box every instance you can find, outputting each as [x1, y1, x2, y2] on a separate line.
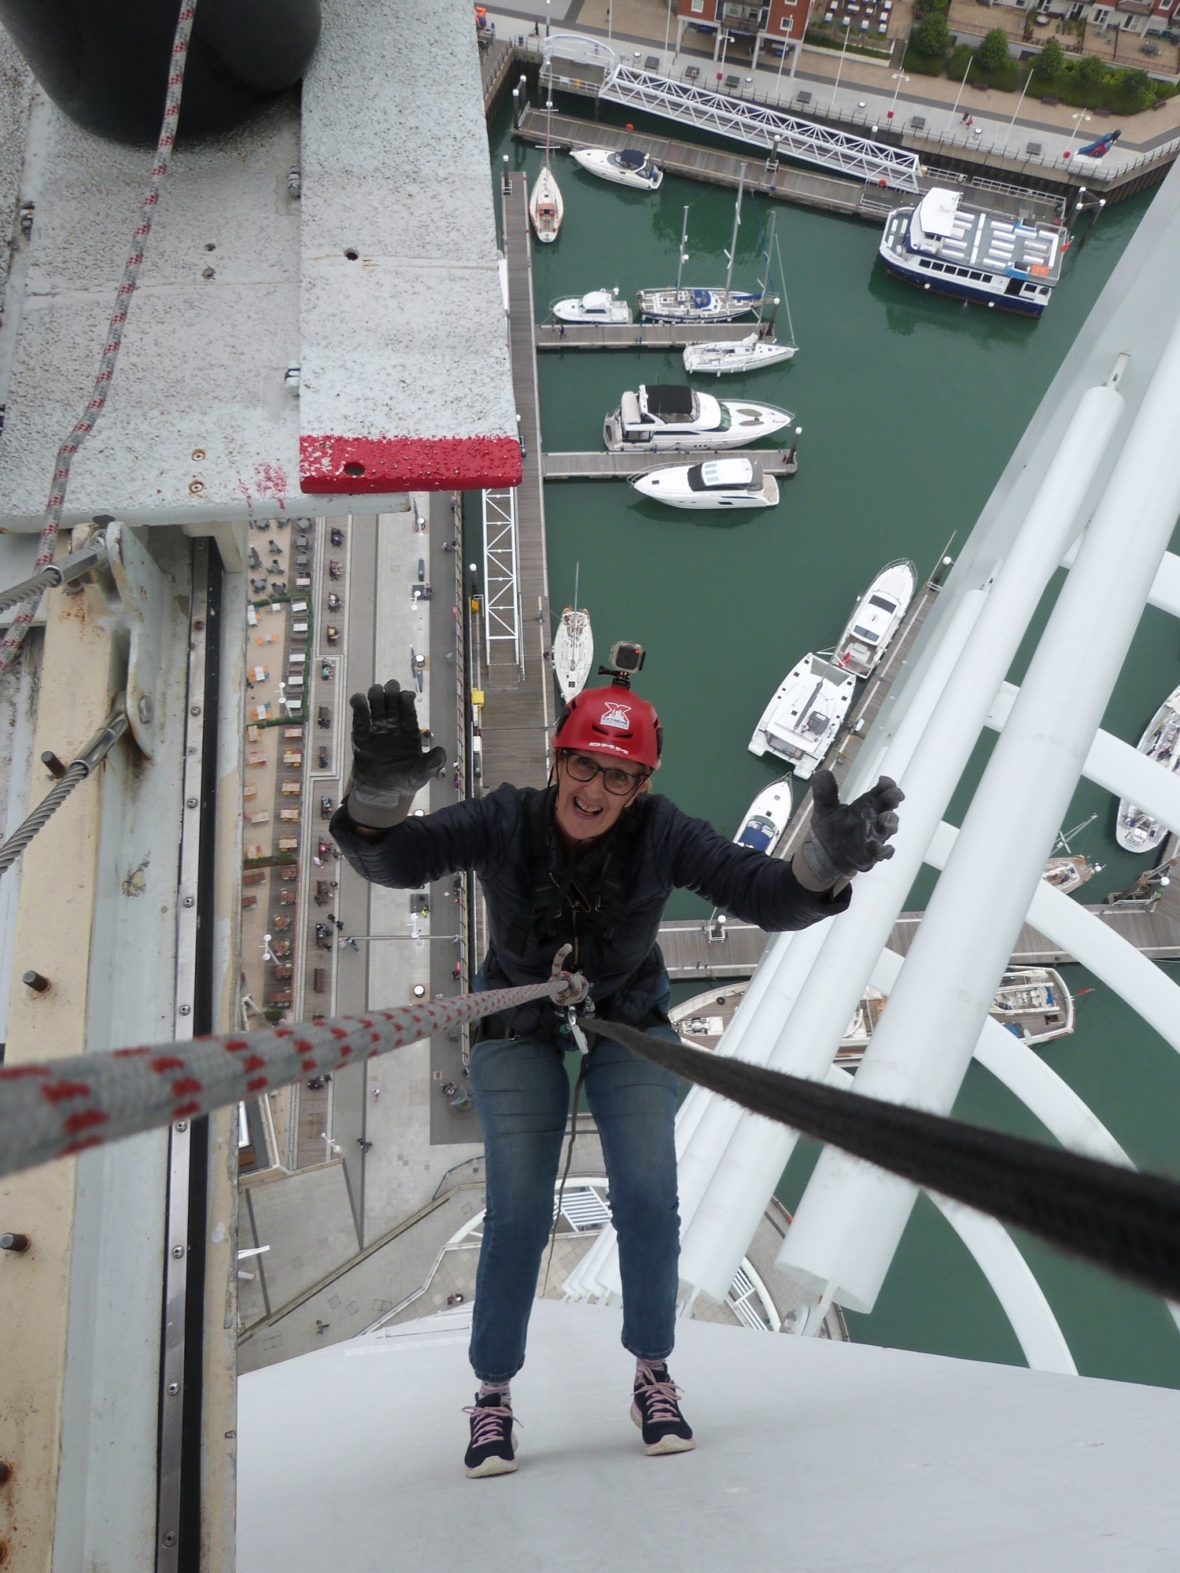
[529, 162, 563, 245]
[551, 288, 632, 324]
[834, 559, 916, 678]
[637, 171, 766, 323]
[683, 332, 795, 377]
[733, 775, 793, 855]
[570, 147, 663, 191]
[603, 384, 792, 452]
[837, 968, 1075, 1064]
[878, 188, 1068, 318]
[747, 654, 856, 778]
[552, 605, 593, 704]
[1041, 854, 1097, 895]
[1115, 682, 1180, 852]
[630, 456, 779, 511]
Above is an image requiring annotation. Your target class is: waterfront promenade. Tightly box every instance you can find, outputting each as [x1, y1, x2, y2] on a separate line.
[484, 0, 1180, 186]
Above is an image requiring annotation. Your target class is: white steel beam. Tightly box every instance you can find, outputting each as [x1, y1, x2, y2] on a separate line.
[778, 316, 1180, 1314]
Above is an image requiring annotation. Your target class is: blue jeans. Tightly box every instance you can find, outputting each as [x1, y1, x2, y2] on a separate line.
[467, 1028, 681, 1385]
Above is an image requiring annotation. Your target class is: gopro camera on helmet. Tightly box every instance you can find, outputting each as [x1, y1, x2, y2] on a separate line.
[601, 640, 645, 687]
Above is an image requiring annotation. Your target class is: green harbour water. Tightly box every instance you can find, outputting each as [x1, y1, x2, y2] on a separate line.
[490, 101, 1180, 1388]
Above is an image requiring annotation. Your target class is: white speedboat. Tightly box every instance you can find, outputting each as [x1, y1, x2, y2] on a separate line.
[630, 456, 779, 511]
[879, 187, 1067, 319]
[1115, 683, 1180, 852]
[552, 606, 593, 704]
[683, 332, 795, 376]
[570, 147, 663, 191]
[603, 384, 792, 452]
[834, 559, 916, 679]
[552, 288, 632, 324]
[747, 654, 856, 778]
[733, 775, 793, 856]
[837, 969, 1074, 1064]
[529, 162, 563, 245]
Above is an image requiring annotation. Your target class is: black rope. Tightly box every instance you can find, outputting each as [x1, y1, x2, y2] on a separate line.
[591, 1019, 1180, 1304]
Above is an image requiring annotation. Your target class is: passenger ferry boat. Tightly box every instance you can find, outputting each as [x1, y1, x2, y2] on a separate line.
[603, 384, 792, 452]
[878, 188, 1068, 319]
[747, 653, 856, 778]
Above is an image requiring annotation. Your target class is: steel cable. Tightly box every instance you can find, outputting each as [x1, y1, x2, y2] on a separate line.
[0, 763, 89, 876]
[590, 1019, 1180, 1305]
[0, 567, 63, 617]
[0, 2, 198, 678]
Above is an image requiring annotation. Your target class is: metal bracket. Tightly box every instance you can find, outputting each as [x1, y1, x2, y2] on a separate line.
[105, 520, 168, 759]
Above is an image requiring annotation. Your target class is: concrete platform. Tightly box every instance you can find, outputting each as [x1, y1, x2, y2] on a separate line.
[239, 1296, 1180, 1571]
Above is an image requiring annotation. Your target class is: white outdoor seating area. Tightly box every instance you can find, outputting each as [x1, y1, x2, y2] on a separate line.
[823, 0, 893, 36]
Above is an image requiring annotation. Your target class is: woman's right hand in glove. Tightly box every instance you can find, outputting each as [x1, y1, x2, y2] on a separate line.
[346, 679, 447, 829]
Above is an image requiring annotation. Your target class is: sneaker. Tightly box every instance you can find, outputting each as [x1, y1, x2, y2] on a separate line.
[631, 1361, 695, 1456]
[463, 1391, 519, 1478]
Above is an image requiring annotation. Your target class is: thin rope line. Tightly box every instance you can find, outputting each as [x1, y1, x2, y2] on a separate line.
[0, 2, 198, 678]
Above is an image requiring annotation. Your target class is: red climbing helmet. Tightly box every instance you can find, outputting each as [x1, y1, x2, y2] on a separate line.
[554, 682, 662, 769]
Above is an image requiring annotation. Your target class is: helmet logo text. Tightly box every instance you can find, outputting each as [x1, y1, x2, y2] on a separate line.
[599, 701, 631, 730]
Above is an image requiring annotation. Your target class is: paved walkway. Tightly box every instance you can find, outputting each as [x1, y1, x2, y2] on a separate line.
[490, 0, 1180, 178]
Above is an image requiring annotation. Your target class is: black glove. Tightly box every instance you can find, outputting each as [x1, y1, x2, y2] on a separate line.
[346, 679, 446, 829]
[802, 768, 905, 887]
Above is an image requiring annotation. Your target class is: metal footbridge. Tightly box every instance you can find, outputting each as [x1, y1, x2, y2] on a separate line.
[541, 35, 921, 194]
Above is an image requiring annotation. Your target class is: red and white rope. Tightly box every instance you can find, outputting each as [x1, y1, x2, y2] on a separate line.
[0, 2, 198, 676]
[0, 955, 589, 1180]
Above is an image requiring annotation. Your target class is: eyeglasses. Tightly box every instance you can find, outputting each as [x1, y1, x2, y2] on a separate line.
[561, 751, 649, 796]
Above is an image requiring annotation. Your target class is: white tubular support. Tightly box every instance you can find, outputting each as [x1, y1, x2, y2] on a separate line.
[678, 373, 1126, 1303]
[778, 323, 1180, 1314]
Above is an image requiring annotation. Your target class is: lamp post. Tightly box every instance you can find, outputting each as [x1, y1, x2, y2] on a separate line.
[946, 49, 973, 132]
[828, 18, 852, 115]
[664, 0, 673, 57]
[1002, 66, 1033, 156]
[545, 0, 551, 39]
[262, 932, 277, 964]
[788, 425, 803, 466]
[887, 70, 909, 128]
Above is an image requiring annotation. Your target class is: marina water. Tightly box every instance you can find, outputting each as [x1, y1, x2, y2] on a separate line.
[491, 102, 1180, 1388]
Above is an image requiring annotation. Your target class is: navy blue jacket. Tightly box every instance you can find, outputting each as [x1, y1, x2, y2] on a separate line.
[333, 784, 849, 1039]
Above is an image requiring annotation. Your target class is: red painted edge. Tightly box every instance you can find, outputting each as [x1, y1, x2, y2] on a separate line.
[299, 434, 522, 494]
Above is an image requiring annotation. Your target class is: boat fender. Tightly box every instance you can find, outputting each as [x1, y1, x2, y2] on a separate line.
[878, 179, 887, 189]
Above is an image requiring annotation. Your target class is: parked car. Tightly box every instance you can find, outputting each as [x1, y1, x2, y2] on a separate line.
[330, 526, 344, 546]
[317, 704, 330, 728]
[318, 745, 329, 768]
[327, 592, 341, 611]
[320, 795, 334, 819]
[321, 659, 333, 680]
[325, 625, 339, 645]
[317, 837, 331, 857]
[328, 559, 342, 580]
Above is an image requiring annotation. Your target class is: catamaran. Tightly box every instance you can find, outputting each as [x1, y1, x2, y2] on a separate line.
[748, 654, 856, 778]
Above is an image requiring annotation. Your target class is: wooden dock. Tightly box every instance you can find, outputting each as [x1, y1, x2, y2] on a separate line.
[477, 171, 553, 797]
[536, 323, 772, 350]
[543, 447, 799, 481]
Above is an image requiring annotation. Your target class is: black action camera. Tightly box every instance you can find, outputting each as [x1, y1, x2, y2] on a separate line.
[605, 641, 645, 679]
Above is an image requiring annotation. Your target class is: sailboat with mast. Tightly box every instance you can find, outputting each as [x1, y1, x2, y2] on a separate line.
[529, 100, 563, 245]
[636, 170, 766, 323]
[552, 567, 593, 704]
[683, 212, 799, 375]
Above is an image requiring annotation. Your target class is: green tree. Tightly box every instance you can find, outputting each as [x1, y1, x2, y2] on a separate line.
[914, 10, 950, 58]
[1078, 53, 1107, 93]
[1114, 67, 1153, 112]
[977, 27, 1010, 73]
[1031, 37, 1064, 84]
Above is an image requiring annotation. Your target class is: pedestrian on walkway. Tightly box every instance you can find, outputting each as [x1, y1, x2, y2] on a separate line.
[332, 675, 902, 1480]
[356, 1137, 372, 1152]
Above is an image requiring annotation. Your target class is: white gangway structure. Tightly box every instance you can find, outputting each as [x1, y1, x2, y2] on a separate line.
[541, 34, 922, 192]
[564, 165, 1180, 1369]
